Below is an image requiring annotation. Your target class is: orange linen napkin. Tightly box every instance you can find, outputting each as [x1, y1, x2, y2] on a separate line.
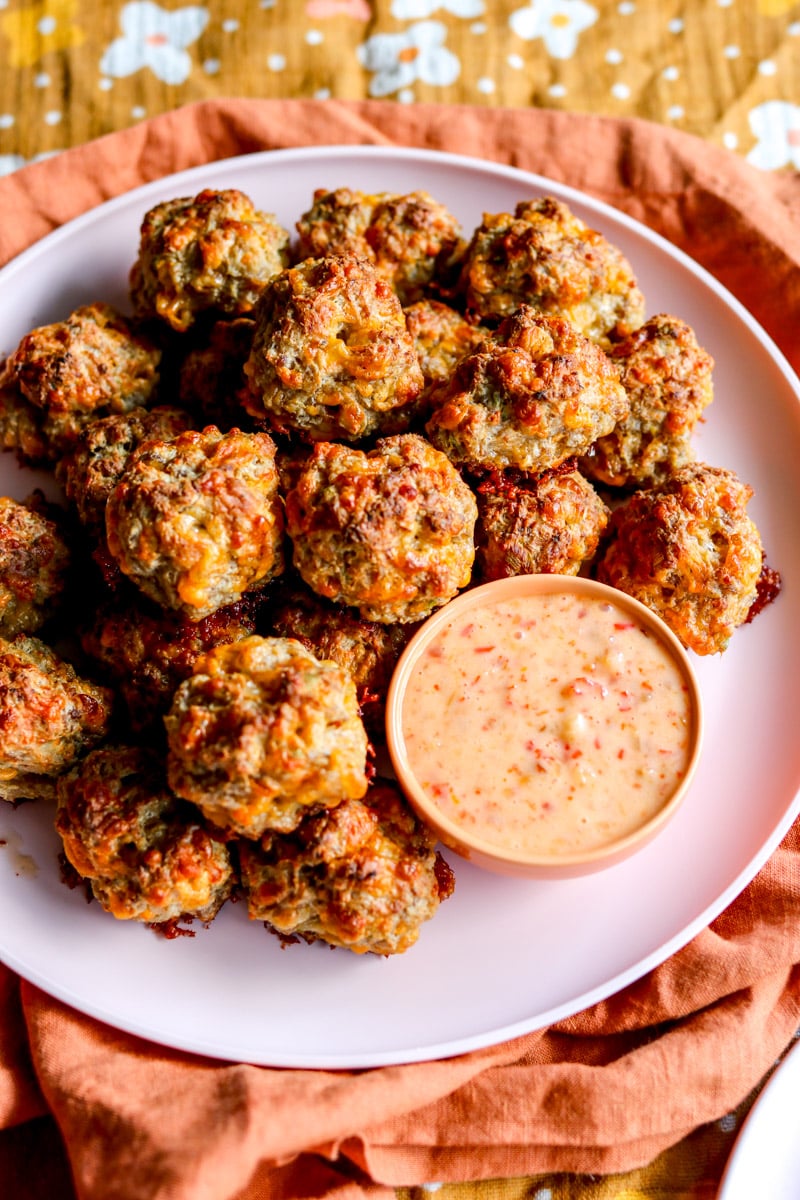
[1, 99, 800, 1200]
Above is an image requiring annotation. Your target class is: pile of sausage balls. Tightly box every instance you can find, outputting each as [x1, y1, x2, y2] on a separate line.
[0, 184, 775, 954]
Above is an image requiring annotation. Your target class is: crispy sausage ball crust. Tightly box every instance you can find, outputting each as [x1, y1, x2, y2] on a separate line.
[0, 495, 71, 637]
[404, 298, 490, 406]
[242, 254, 424, 442]
[0, 636, 113, 802]
[475, 466, 609, 581]
[581, 313, 715, 488]
[269, 583, 417, 733]
[284, 433, 478, 624]
[56, 744, 234, 923]
[165, 635, 369, 838]
[57, 406, 192, 534]
[239, 780, 455, 955]
[425, 307, 629, 474]
[595, 463, 763, 655]
[80, 592, 262, 732]
[295, 188, 464, 306]
[1, 304, 161, 460]
[105, 425, 285, 621]
[459, 196, 646, 345]
[130, 188, 290, 333]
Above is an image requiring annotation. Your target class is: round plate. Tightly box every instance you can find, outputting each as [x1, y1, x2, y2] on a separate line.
[0, 146, 798, 1069]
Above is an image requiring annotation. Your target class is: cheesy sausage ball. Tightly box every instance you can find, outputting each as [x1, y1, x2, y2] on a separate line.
[105, 426, 285, 621]
[581, 314, 715, 488]
[239, 780, 455, 956]
[130, 188, 290, 333]
[80, 591, 262, 732]
[595, 463, 763, 655]
[57, 406, 192, 535]
[0, 495, 71, 637]
[56, 744, 234, 924]
[178, 317, 255, 430]
[295, 187, 464, 306]
[404, 298, 490, 406]
[475, 466, 609, 581]
[0, 636, 113, 803]
[0, 359, 50, 466]
[242, 254, 424, 442]
[425, 307, 629, 475]
[284, 433, 478, 624]
[459, 196, 645, 345]
[269, 583, 417, 734]
[165, 635, 369, 838]
[0, 304, 161, 461]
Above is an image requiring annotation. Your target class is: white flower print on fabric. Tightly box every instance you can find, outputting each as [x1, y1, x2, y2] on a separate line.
[390, 0, 485, 17]
[746, 100, 800, 170]
[100, 1, 209, 85]
[509, 0, 598, 60]
[357, 20, 460, 97]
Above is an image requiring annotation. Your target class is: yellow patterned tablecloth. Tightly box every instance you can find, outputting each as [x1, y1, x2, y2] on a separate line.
[1, 3, 800, 1198]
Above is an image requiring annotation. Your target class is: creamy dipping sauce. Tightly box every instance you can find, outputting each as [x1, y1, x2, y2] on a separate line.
[400, 591, 695, 857]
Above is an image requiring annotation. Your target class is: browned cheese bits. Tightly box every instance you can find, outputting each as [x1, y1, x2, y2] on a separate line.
[0, 494, 71, 637]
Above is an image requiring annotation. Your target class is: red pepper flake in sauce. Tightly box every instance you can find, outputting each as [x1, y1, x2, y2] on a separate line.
[401, 592, 694, 857]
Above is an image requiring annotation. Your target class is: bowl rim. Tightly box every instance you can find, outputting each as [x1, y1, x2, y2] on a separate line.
[385, 574, 705, 873]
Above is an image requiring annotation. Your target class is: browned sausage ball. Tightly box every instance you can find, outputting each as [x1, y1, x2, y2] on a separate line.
[242, 254, 424, 442]
[581, 313, 715, 488]
[425, 307, 629, 474]
[475, 466, 609, 581]
[105, 426, 285, 621]
[284, 433, 478, 624]
[459, 196, 645, 345]
[130, 188, 290, 333]
[177, 317, 256, 429]
[0, 635, 113, 802]
[403, 298, 490, 406]
[165, 635, 369, 838]
[0, 494, 71, 637]
[595, 463, 764, 654]
[56, 406, 192, 534]
[80, 591, 262, 732]
[0, 359, 51, 466]
[295, 188, 464, 305]
[269, 583, 418, 734]
[0, 304, 161, 460]
[238, 780, 455, 955]
[56, 744, 234, 924]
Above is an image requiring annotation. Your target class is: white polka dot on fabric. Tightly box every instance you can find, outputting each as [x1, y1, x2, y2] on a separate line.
[507, 53, 524, 69]
[203, 59, 221, 74]
[758, 59, 777, 76]
[44, 110, 62, 125]
[789, 22, 800, 35]
[723, 44, 740, 58]
[37, 15, 56, 34]
[477, 76, 495, 93]
[662, 65, 679, 80]
[605, 48, 623, 64]
[267, 53, 286, 71]
[667, 104, 684, 120]
[471, 22, 486, 34]
[98, 77, 113, 90]
[722, 131, 738, 149]
[611, 81, 631, 100]
[34, 73, 51, 87]
[222, 18, 239, 32]
[618, 1, 635, 13]
[314, 87, 331, 100]
[548, 83, 567, 98]
[306, 29, 323, 45]
[717, 0, 733, 6]
[398, 88, 415, 104]
[668, 18, 684, 33]
[0, 113, 15, 129]
[131, 106, 146, 119]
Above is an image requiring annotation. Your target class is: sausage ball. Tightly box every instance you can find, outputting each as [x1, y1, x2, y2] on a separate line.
[56, 744, 234, 924]
[165, 635, 369, 838]
[404, 298, 490, 406]
[130, 188, 290, 333]
[595, 463, 764, 655]
[178, 318, 256, 430]
[238, 780, 455, 956]
[0, 636, 113, 803]
[105, 426, 285, 621]
[295, 188, 464, 306]
[269, 583, 417, 734]
[80, 591, 262, 732]
[475, 466, 609, 581]
[581, 314, 715, 488]
[56, 406, 192, 535]
[242, 254, 424, 442]
[425, 307, 629, 474]
[459, 196, 645, 345]
[0, 303, 161, 459]
[0, 359, 51, 466]
[284, 433, 478, 624]
[0, 494, 71, 637]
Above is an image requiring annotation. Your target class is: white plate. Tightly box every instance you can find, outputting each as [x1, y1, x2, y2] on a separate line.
[0, 146, 798, 1069]
[718, 1035, 800, 1199]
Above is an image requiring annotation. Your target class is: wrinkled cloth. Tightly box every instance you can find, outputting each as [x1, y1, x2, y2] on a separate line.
[1, 99, 800, 1200]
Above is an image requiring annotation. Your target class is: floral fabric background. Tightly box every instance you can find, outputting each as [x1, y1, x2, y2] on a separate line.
[1, 0, 800, 175]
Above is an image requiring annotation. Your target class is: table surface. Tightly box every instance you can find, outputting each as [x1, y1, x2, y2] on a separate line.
[2, 1, 800, 1197]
